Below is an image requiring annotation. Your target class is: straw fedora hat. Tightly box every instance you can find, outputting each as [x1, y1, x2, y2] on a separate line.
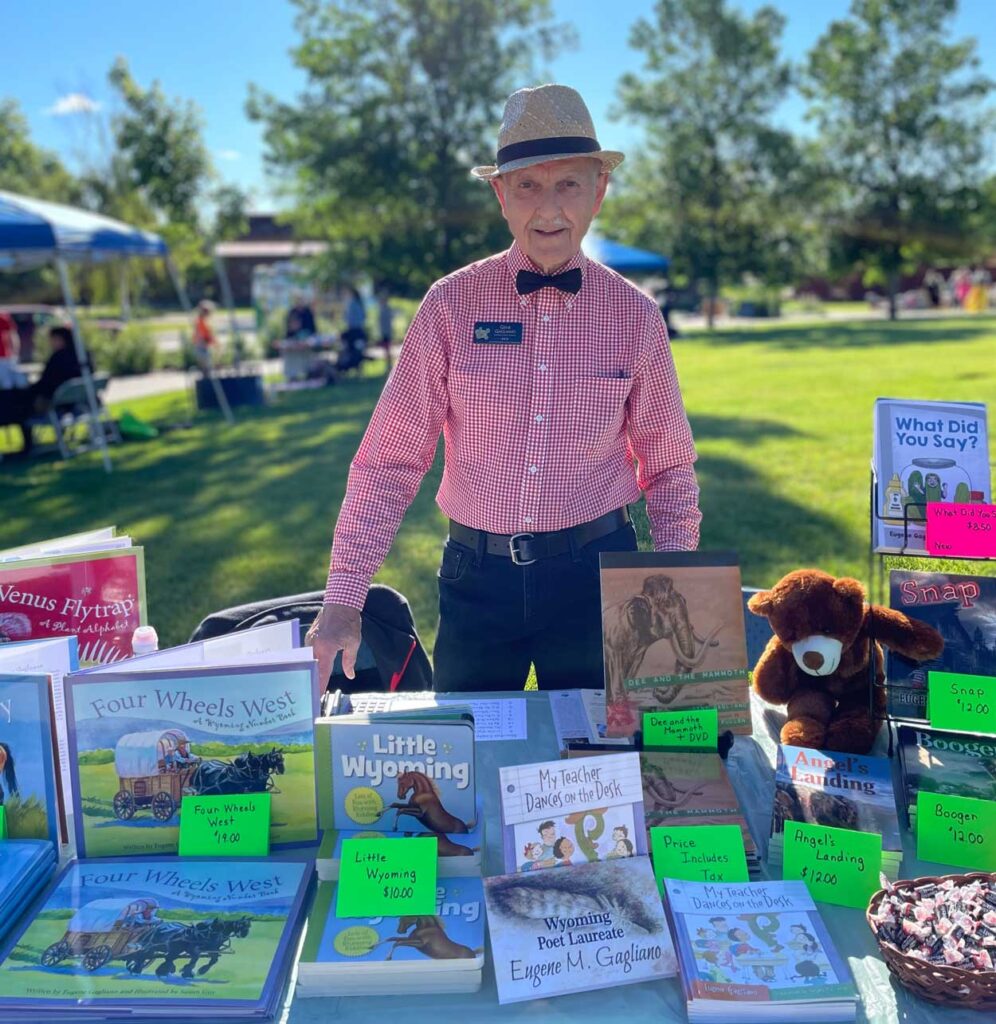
[471, 84, 624, 179]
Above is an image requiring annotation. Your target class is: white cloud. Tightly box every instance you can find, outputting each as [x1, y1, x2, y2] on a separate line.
[217, 149, 241, 161]
[45, 93, 101, 117]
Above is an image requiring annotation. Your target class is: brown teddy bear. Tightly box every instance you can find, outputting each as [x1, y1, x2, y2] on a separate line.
[747, 569, 944, 754]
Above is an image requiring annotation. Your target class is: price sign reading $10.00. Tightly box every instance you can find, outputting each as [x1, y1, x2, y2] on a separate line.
[178, 793, 271, 857]
[336, 836, 438, 917]
[917, 792, 996, 872]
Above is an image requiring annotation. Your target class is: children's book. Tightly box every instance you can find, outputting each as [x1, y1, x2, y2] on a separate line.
[0, 839, 58, 947]
[316, 711, 477, 834]
[0, 857, 312, 1013]
[498, 751, 646, 872]
[887, 569, 996, 720]
[0, 674, 61, 845]
[64, 662, 319, 857]
[872, 399, 990, 553]
[664, 878, 857, 1021]
[599, 551, 751, 738]
[484, 856, 676, 1004]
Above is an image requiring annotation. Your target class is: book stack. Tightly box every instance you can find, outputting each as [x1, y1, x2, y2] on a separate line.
[297, 877, 485, 996]
[0, 840, 57, 947]
[664, 877, 858, 1022]
[898, 724, 996, 828]
[768, 744, 903, 879]
[0, 856, 314, 1023]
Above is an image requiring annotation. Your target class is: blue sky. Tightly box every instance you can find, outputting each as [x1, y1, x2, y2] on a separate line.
[4, 0, 994, 210]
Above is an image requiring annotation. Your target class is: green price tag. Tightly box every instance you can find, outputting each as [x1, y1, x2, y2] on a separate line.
[178, 793, 271, 857]
[642, 708, 718, 750]
[336, 836, 438, 918]
[650, 825, 749, 891]
[0, 806, 6, 839]
[782, 821, 882, 909]
[928, 672, 996, 736]
[916, 792, 996, 871]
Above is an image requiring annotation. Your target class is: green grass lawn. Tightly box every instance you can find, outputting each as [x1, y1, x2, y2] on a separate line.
[2, 316, 994, 655]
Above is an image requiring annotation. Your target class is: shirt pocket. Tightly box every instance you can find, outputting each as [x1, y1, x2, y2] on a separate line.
[570, 375, 633, 455]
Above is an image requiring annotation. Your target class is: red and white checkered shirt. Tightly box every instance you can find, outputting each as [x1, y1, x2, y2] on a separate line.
[325, 242, 700, 608]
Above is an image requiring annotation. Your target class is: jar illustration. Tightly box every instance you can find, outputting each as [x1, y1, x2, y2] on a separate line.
[899, 457, 972, 520]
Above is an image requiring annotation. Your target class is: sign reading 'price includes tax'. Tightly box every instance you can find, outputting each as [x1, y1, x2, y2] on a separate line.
[178, 793, 271, 857]
[642, 708, 718, 750]
[336, 836, 438, 918]
[650, 824, 749, 891]
[928, 671, 996, 736]
[782, 821, 883, 909]
[917, 792, 996, 871]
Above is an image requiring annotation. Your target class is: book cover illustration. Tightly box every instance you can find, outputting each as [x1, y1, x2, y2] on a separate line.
[318, 718, 476, 834]
[65, 663, 319, 857]
[772, 745, 900, 850]
[887, 570, 996, 719]
[499, 752, 646, 872]
[0, 547, 147, 664]
[599, 552, 750, 738]
[484, 857, 676, 1004]
[302, 878, 484, 970]
[898, 725, 996, 808]
[0, 857, 310, 1005]
[872, 399, 990, 553]
[665, 878, 856, 999]
[0, 674, 60, 846]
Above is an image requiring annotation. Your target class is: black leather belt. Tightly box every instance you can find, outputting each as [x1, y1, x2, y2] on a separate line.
[449, 507, 630, 566]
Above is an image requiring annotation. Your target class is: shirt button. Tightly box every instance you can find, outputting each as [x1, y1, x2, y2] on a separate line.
[524, 516, 533, 525]
[535, 414, 544, 423]
[538, 364, 547, 372]
[528, 465, 537, 474]
[542, 315, 551, 323]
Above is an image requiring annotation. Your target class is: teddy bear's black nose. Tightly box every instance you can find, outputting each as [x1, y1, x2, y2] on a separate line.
[803, 650, 825, 670]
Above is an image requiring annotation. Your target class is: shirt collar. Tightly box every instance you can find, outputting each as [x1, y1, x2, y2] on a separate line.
[505, 241, 589, 309]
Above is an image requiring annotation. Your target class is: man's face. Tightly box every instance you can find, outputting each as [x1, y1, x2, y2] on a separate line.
[491, 158, 608, 273]
[540, 825, 555, 843]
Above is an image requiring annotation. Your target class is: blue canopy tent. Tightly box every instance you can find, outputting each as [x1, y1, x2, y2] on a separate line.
[0, 190, 230, 471]
[582, 235, 670, 276]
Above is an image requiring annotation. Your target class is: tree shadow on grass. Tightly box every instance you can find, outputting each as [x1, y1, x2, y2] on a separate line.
[687, 412, 807, 443]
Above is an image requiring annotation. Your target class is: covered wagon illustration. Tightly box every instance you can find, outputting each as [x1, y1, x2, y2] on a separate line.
[41, 897, 161, 972]
[112, 728, 200, 821]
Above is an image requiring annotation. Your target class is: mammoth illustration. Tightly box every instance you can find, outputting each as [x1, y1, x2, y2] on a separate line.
[603, 574, 721, 703]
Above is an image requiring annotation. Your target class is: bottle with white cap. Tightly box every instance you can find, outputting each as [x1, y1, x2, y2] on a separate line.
[131, 625, 159, 656]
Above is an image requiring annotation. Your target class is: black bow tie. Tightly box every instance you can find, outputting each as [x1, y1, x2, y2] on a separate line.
[515, 267, 583, 296]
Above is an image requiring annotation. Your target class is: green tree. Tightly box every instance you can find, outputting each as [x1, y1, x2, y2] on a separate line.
[0, 98, 79, 202]
[247, 0, 572, 292]
[609, 0, 806, 326]
[803, 0, 994, 318]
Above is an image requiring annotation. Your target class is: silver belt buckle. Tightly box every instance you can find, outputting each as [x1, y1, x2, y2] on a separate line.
[508, 533, 536, 566]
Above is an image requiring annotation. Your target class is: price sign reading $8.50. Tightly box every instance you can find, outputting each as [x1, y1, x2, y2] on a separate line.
[917, 792, 996, 871]
[336, 836, 438, 917]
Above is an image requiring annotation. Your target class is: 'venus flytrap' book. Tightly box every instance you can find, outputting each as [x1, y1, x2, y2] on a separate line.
[498, 752, 646, 872]
[769, 745, 902, 878]
[599, 551, 751, 739]
[484, 856, 676, 1004]
[887, 569, 996, 720]
[872, 398, 991, 553]
[64, 662, 320, 858]
[0, 857, 312, 1021]
[316, 710, 477, 834]
[297, 877, 485, 996]
[664, 878, 857, 1022]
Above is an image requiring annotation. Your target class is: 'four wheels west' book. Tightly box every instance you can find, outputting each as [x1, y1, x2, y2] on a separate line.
[0, 839, 58, 948]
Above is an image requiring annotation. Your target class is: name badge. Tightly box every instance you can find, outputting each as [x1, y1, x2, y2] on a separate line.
[473, 321, 523, 345]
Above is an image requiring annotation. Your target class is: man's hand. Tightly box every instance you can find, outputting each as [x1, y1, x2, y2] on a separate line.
[306, 603, 362, 690]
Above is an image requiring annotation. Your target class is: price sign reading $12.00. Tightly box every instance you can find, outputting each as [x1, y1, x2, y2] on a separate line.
[917, 792, 996, 871]
[928, 671, 996, 736]
[336, 836, 438, 917]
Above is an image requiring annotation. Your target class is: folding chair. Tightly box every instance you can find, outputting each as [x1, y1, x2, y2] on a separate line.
[26, 373, 121, 459]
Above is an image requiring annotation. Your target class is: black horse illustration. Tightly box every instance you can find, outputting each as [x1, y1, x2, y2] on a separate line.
[0, 742, 17, 805]
[188, 748, 285, 797]
[124, 916, 252, 978]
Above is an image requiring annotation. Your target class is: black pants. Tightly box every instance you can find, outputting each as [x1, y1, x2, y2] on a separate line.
[433, 520, 638, 692]
[0, 388, 36, 451]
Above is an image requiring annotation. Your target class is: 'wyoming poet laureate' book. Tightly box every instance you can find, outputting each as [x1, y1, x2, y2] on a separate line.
[498, 752, 647, 873]
[316, 714, 476, 833]
[484, 856, 676, 1004]
[600, 551, 751, 738]
[64, 663, 320, 857]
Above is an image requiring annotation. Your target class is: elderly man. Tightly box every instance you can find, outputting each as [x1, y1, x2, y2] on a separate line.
[309, 84, 700, 692]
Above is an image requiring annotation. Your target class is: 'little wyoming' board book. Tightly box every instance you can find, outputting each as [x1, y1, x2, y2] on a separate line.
[484, 856, 677, 1004]
[0, 674, 61, 846]
[316, 708, 477, 833]
[64, 662, 320, 857]
[599, 551, 751, 738]
[887, 569, 996, 720]
[664, 878, 857, 1022]
[498, 751, 646, 872]
[0, 857, 312, 1017]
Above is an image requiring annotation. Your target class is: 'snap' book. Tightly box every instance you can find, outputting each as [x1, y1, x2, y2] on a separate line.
[484, 856, 676, 1004]
[887, 569, 996, 720]
[599, 551, 751, 738]
[64, 662, 320, 857]
[498, 751, 647, 873]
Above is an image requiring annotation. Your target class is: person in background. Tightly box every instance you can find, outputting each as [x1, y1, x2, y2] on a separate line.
[286, 293, 317, 339]
[0, 310, 22, 389]
[339, 286, 368, 371]
[192, 300, 218, 370]
[376, 285, 396, 372]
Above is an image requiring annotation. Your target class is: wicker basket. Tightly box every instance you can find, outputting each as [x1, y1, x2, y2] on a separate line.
[866, 871, 996, 1011]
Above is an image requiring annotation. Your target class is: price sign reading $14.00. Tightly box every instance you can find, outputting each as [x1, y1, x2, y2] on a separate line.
[336, 836, 438, 917]
[178, 793, 271, 857]
[782, 821, 882, 909]
[917, 792, 996, 871]
[928, 671, 996, 736]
